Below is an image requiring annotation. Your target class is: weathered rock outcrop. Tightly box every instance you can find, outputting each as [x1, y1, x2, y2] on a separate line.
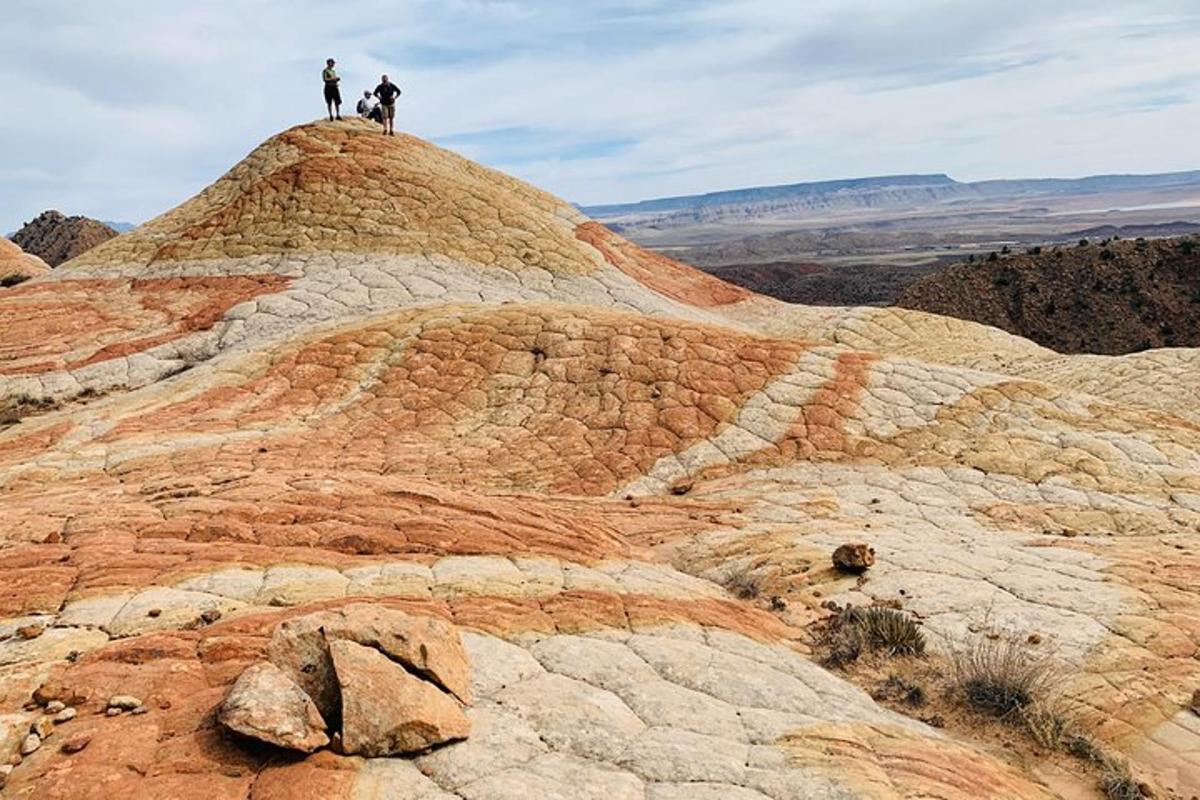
[0, 119, 1198, 798]
[218, 661, 329, 752]
[330, 638, 470, 756]
[10, 210, 118, 267]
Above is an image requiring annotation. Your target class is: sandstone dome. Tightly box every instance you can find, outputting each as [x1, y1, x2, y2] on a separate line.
[1, 119, 1198, 798]
[0, 237, 50, 282]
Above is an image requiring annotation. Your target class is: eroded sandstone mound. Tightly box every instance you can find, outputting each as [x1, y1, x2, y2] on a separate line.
[11, 211, 118, 268]
[0, 119, 1198, 798]
[0, 238, 49, 285]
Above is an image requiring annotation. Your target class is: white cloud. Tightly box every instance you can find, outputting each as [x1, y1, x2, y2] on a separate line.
[1, 0, 1198, 230]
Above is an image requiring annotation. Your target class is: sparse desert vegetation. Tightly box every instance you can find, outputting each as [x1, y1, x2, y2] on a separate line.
[815, 604, 926, 667]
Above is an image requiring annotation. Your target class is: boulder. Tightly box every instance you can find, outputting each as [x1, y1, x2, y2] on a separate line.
[329, 639, 470, 756]
[218, 662, 329, 753]
[832, 543, 876, 574]
[268, 604, 472, 723]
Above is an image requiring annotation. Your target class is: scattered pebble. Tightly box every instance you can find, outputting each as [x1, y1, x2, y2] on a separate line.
[147, 608, 162, 618]
[16, 624, 45, 640]
[105, 708, 122, 717]
[61, 735, 91, 754]
[1028, 633, 1043, 645]
[20, 733, 41, 756]
[32, 717, 54, 739]
[53, 708, 77, 724]
[200, 609, 222, 625]
[108, 695, 142, 711]
[45, 700, 66, 714]
[130, 706, 148, 716]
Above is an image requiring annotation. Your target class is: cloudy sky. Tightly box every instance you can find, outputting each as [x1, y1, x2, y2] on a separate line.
[2, 0, 1199, 232]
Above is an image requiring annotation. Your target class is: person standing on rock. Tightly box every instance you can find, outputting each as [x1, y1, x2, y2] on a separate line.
[373, 74, 402, 136]
[323, 59, 342, 121]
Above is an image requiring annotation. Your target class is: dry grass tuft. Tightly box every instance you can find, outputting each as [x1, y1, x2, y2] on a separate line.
[853, 606, 926, 656]
[721, 565, 762, 601]
[952, 635, 1059, 718]
[1099, 760, 1149, 800]
[816, 605, 925, 667]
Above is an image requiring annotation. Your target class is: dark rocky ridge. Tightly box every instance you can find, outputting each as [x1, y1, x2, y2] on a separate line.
[11, 210, 118, 267]
[897, 236, 1200, 355]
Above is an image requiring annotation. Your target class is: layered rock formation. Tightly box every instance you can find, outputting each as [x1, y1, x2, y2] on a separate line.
[11, 211, 118, 268]
[1, 119, 1199, 798]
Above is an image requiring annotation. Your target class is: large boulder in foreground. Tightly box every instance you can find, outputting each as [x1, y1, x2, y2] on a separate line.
[219, 605, 472, 757]
[330, 639, 470, 757]
[217, 662, 329, 753]
[267, 604, 473, 723]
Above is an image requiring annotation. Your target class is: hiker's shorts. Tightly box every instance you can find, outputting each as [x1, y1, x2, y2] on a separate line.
[382, 103, 396, 120]
[324, 84, 342, 104]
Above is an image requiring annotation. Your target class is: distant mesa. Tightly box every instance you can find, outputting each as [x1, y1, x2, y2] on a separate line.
[11, 210, 119, 267]
[582, 170, 1200, 228]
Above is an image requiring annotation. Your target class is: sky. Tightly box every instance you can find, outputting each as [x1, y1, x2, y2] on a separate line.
[2, 0, 1199, 232]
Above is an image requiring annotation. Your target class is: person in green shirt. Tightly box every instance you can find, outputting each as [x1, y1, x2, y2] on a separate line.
[322, 59, 342, 121]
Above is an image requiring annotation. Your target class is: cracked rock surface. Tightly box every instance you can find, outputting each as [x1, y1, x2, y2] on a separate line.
[0, 119, 1198, 798]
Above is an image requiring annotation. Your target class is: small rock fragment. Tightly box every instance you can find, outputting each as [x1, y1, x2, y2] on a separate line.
[147, 608, 162, 618]
[53, 708, 76, 724]
[61, 735, 90, 754]
[0, 764, 11, 789]
[130, 706, 148, 716]
[218, 662, 329, 753]
[108, 695, 142, 711]
[31, 717, 54, 739]
[20, 733, 41, 755]
[16, 624, 45, 640]
[44, 701, 65, 714]
[200, 609, 223, 625]
[1028, 633, 1043, 645]
[832, 543, 875, 574]
[105, 708, 122, 717]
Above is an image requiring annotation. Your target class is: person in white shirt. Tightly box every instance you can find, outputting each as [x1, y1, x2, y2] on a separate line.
[356, 91, 381, 122]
